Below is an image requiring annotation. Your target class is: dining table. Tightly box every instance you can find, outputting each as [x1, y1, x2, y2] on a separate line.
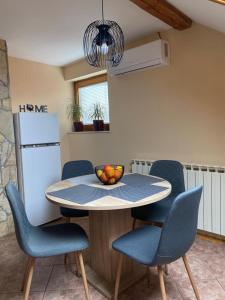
[46, 172, 171, 299]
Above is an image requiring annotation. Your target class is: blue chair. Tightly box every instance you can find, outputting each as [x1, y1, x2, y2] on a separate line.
[113, 186, 202, 300]
[60, 160, 94, 221]
[131, 160, 185, 228]
[5, 182, 90, 300]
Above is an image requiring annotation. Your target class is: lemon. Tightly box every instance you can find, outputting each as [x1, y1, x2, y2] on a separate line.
[97, 169, 103, 177]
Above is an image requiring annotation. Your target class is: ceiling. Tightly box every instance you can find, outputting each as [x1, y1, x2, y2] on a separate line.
[169, 0, 225, 34]
[0, 0, 169, 66]
[0, 0, 225, 66]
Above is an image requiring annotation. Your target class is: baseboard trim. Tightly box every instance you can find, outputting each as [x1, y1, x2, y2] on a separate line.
[197, 229, 225, 243]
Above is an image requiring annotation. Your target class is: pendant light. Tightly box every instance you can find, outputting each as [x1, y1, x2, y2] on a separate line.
[83, 0, 124, 68]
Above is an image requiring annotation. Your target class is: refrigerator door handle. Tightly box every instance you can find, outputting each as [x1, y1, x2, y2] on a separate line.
[20, 142, 60, 149]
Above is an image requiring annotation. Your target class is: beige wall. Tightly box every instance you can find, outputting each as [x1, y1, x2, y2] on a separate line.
[65, 23, 225, 170]
[63, 58, 106, 82]
[9, 57, 73, 164]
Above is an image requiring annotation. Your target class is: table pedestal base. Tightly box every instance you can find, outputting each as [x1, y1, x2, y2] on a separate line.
[88, 209, 146, 299]
[85, 264, 145, 299]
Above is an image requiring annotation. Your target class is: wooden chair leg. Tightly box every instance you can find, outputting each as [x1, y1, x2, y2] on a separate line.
[74, 252, 81, 277]
[21, 257, 31, 291]
[114, 254, 123, 300]
[77, 252, 90, 300]
[158, 265, 167, 300]
[182, 255, 200, 300]
[132, 218, 136, 230]
[24, 257, 35, 300]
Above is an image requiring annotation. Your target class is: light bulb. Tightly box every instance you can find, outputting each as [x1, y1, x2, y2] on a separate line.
[100, 42, 109, 55]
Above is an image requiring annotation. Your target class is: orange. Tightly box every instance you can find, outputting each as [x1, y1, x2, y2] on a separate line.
[104, 166, 115, 178]
[100, 172, 108, 183]
[108, 177, 116, 184]
[114, 169, 122, 179]
[104, 164, 111, 171]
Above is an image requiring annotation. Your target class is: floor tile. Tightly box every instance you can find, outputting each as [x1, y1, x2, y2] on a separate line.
[1, 232, 225, 300]
[0, 263, 52, 293]
[0, 264, 26, 292]
[44, 286, 105, 300]
[178, 279, 225, 300]
[31, 265, 53, 292]
[46, 264, 81, 291]
[169, 255, 214, 281]
[0, 292, 44, 300]
[36, 255, 65, 267]
[44, 289, 85, 300]
[120, 276, 182, 300]
[0, 234, 26, 268]
[216, 277, 225, 290]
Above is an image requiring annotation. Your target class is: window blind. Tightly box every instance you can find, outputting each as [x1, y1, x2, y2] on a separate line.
[79, 82, 109, 125]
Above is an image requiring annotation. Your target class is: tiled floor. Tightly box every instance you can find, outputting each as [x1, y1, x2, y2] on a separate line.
[1, 223, 225, 299]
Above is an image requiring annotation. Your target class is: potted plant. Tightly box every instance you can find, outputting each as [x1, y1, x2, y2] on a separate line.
[89, 103, 105, 131]
[67, 103, 84, 132]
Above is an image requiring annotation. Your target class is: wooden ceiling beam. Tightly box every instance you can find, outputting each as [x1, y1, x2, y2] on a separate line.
[209, 0, 225, 6]
[129, 0, 192, 30]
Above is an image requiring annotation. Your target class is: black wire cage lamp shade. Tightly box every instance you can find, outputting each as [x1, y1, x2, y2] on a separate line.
[83, 0, 124, 69]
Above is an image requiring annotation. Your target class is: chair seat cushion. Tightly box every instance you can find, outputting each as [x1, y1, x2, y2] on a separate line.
[60, 207, 89, 218]
[112, 226, 161, 266]
[131, 196, 174, 223]
[28, 223, 89, 257]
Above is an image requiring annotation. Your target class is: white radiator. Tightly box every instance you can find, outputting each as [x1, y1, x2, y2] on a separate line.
[131, 159, 225, 236]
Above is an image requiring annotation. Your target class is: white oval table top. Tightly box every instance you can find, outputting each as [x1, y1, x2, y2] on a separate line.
[46, 173, 171, 211]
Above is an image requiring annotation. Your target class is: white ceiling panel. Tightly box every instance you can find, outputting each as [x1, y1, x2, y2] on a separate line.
[0, 0, 170, 66]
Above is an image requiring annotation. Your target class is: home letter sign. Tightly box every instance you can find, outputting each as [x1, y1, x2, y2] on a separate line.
[19, 104, 48, 112]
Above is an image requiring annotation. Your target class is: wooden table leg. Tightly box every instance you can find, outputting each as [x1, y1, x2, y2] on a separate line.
[86, 209, 145, 299]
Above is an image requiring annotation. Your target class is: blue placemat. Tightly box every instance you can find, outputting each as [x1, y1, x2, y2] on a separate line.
[110, 184, 168, 202]
[48, 175, 169, 204]
[120, 173, 164, 187]
[48, 184, 107, 204]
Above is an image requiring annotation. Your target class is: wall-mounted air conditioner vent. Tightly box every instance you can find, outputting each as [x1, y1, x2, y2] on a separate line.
[108, 39, 170, 76]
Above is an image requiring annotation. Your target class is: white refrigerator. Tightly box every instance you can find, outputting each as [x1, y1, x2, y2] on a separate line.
[13, 112, 61, 226]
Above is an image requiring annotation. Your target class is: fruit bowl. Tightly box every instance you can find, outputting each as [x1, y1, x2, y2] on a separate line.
[95, 164, 124, 185]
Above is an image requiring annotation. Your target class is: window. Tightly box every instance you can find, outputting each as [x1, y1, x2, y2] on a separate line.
[75, 74, 110, 131]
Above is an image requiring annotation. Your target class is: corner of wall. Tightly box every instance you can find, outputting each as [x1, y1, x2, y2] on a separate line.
[0, 39, 17, 237]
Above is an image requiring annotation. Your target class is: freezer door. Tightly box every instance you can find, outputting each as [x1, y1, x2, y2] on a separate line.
[16, 112, 60, 145]
[20, 145, 61, 226]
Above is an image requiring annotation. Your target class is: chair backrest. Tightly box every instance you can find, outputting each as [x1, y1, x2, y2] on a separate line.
[154, 186, 202, 265]
[150, 160, 185, 196]
[5, 182, 32, 255]
[62, 160, 94, 180]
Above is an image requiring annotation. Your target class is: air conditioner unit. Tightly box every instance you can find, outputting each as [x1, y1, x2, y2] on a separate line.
[108, 39, 170, 76]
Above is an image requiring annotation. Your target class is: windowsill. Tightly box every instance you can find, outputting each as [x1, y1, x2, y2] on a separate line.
[68, 131, 110, 134]
[69, 123, 110, 133]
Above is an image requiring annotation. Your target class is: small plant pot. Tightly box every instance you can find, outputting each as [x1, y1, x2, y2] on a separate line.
[73, 121, 84, 132]
[93, 120, 104, 131]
